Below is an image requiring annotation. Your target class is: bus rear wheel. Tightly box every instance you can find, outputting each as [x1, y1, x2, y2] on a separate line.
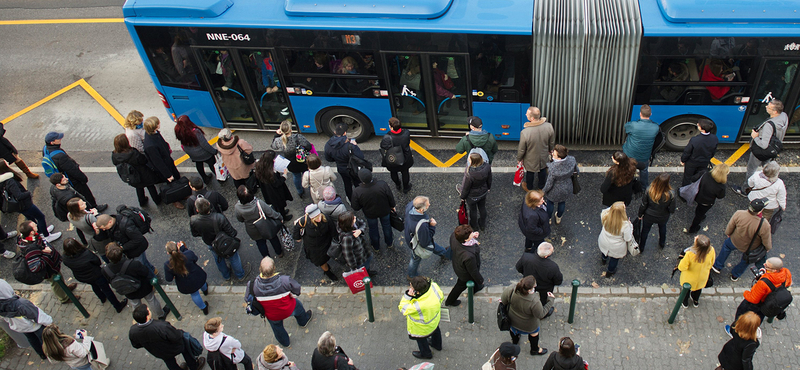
[661, 116, 704, 151]
[319, 109, 373, 143]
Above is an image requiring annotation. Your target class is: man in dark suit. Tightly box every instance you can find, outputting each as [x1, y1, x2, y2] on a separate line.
[129, 304, 206, 370]
[680, 119, 718, 186]
[516, 242, 562, 317]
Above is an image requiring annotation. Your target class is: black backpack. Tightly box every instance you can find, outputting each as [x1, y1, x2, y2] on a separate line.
[103, 260, 142, 296]
[117, 205, 153, 234]
[346, 144, 372, 180]
[116, 162, 141, 186]
[245, 280, 267, 318]
[211, 216, 240, 259]
[12, 252, 46, 285]
[751, 120, 783, 161]
[760, 278, 793, 317]
[206, 336, 238, 370]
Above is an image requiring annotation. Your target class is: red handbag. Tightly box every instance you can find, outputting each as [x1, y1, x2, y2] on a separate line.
[458, 200, 469, 225]
[342, 267, 372, 294]
[513, 162, 525, 187]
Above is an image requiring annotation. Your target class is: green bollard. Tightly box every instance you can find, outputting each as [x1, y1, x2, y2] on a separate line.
[54, 274, 90, 318]
[150, 278, 182, 321]
[363, 277, 374, 323]
[568, 279, 580, 324]
[466, 281, 475, 324]
[668, 283, 692, 324]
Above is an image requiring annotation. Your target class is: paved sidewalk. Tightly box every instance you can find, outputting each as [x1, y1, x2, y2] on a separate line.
[1, 284, 797, 370]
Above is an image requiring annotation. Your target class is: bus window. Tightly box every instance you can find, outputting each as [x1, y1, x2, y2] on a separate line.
[239, 50, 291, 125]
[137, 26, 204, 90]
[432, 55, 469, 130]
[741, 59, 800, 135]
[389, 54, 428, 129]
[198, 49, 254, 123]
[470, 35, 530, 103]
[284, 50, 381, 97]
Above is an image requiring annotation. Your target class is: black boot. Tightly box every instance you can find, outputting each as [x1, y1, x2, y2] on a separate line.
[510, 332, 520, 345]
[324, 270, 338, 281]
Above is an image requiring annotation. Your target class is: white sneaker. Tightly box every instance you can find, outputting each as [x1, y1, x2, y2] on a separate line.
[47, 225, 55, 233]
[3, 230, 17, 240]
[44, 232, 62, 243]
[2, 250, 16, 259]
[555, 214, 562, 225]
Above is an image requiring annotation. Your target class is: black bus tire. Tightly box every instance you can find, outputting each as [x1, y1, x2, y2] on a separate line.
[661, 115, 708, 151]
[319, 108, 373, 143]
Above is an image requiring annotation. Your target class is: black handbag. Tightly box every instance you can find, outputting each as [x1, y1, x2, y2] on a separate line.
[631, 217, 642, 244]
[497, 289, 513, 331]
[1, 187, 21, 213]
[238, 145, 256, 165]
[750, 121, 782, 161]
[744, 218, 768, 264]
[571, 172, 581, 195]
[389, 209, 404, 231]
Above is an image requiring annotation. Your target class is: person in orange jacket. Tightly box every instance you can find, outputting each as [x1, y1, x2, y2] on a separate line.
[726, 257, 792, 336]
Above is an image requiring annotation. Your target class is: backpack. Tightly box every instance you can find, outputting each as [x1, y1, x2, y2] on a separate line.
[116, 205, 153, 234]
[103, 260, 142, 295]
[116, 162, 141, 186]
[410, 219, 434, 259]
[380, 135, 405, 167]
[346, 144, 373, 180]
[212, 216, 240, 258]
[245, 280, 267, 318]
[41, 146, 65, 178]
[12, 252, 46, 285]
[751, 120, 783, 161]
[295, 144, 308, 163]
[759, 278, 793, 317]
[206, 336, 238, 370]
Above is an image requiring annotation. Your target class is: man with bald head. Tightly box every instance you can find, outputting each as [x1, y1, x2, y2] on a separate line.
[244, 257, 312, 347]
[727, 257, 792, 336]
[517, 106, 554, 191]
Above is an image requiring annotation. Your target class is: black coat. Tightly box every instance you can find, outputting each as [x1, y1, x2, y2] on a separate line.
[324, 136, 364, 174]
[0, 124, 18, 164]
[143, 131, 180, 181]
[449, 233, 483, 287]
[681, 133, 718, 167]
[111, 149, 161, 187]
[186, 188, 229, 217]
[718, 328, 759, 370]
[62, 249, 103, 284]
[638, 190, 677, 224]
[600, 172, 641, 207]
[104, 258, 153, 299]
[190, 213, 237, 246]
[351, 180, 395, 219]
[293, 215, 336, 266]
[50, 184, 86, 222]
[45, 144, 88, 184]
[163, 245, 207, 294]
[311, 348, 357, 370]
[461, 163, 492, 200]
[258, 172, 293, 211]
[0, 175, 33, 210]
[516, 252, 563, 293]
[518, 203, 550, 242]
[695, 171, 726, 206]
[543, 351, 586, 370]
[129, 319, 185, 359]
[101, 215, 149, 259]
[379, 129, 414, 169]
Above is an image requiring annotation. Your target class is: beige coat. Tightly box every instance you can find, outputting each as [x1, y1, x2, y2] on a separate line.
[516, 119, 555, 172]
[217, 136, 255, 180]
[725, 210, 771, 252]
[302, 166, 337, 203]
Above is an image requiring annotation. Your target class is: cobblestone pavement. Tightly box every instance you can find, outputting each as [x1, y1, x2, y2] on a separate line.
[1, 284, 797, 370]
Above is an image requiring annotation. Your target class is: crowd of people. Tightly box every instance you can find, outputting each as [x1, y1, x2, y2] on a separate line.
[0, 100, 794, 370]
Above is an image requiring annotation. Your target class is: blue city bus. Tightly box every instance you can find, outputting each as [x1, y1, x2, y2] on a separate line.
[123, 0, 800, 149]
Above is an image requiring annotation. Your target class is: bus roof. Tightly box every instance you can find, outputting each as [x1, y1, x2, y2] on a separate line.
[122, 0, 534, 35]
[641, 0, 800, 36]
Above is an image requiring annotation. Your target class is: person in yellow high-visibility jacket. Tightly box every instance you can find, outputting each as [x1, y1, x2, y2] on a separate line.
[398, 276, 444, 360]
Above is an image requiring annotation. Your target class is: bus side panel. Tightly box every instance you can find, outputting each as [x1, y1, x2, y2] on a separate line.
[162, 87, 224, 129]
[287, 96, 393, 135]
[631, 105, 746, 144]
[472, 102, 527, 141]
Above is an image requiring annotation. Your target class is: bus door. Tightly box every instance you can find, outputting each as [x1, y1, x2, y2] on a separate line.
[384, 53, 471, 136]
[740, 57, 800, 140]
[237, 49, 294, 129]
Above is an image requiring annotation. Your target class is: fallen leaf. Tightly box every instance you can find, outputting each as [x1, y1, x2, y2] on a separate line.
[203, 260, 210, 267]
[639, 334, 646, 338]
[27, 362, 34, 365]
[445, 332, 450, 337]
[591, 282, 600, 288]
[595, 328, 602, 335]
[661, 283, 670, 290]
[703, 226, 709, 231]
[716, 316, 725, 323]
[640, 298, 646, 303]
[676, 339, 692, 354]
[780, 253, 786, 258]
[624, 328, 630, 333]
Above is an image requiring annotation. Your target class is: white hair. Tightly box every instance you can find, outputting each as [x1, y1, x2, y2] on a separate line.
[537, 242, 554, 258]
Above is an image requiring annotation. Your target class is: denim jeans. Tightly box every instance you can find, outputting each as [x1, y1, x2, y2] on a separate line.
[636, 161, 650, 188]
[135, 251, 156, 276]
[408, 242, 451, 277]
[207, 246, 245, 280]
[712, 238, 737, 273]
[268, 299, 311, 346]
[72, 363, 93, 370]
[189, 283, 209, 309]
[639, 220, 667, 252]
[367, 214, 393, 250]
[601, 253, 620, 274]
[731, 254, 766, 279]
[256, 236, 283, 258]
[291, 171, 304, 197]
[21, 205, 50, 237]
[89, 275, 125, 310]
[545, 200, 565, 219]
[525, 168, 548, 190]
[360, 254, 373, 271]
[414, 326, 442, 358]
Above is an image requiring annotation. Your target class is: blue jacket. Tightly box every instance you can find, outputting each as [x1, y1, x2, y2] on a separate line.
[518, 203, 550, 241]
[404, 201, 436, 249]
[324, 136, 364, 174]
[622, 119, 660, 164]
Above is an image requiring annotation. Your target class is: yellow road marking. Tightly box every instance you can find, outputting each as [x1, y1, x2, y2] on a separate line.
[710, 158, 722, 165]
[78, 80, 125, 125]
[409, 140, 465, 168]
[1, 80, 82, 124]
[724, 143, 750, 166]
[0, 18, 124, 25]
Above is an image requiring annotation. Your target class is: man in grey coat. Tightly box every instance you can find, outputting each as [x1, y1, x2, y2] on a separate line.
[733, 99, 788, 196]
[516, 106, 554, 191]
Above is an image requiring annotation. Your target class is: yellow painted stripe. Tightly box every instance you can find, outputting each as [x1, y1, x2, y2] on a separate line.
[725, 143, 750, 166]
[78, 79, 125, 125]
[1, 80, 82, 124]
[442, 152, 466, 167]
[0, 18, 124, 25]
[174, 136, 223, 166]
[710, 158, 722, 165]
[409, 140, 466, 168]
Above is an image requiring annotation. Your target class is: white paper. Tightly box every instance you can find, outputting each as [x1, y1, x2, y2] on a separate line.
[274, 155, 291, 173]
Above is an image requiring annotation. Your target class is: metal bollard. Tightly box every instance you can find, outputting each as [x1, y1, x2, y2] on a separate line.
[54, 274, 90, 318]
[150, 278, 182, 321]
[668, 283, 692, 324]
[466, 281, 475, 324]
[363, 277, 374, 322]
[568, 279, 580, 324]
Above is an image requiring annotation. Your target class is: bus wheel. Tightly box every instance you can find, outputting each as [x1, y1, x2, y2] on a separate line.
[661, 116, 703, 151]
[319, 109, 373, 143]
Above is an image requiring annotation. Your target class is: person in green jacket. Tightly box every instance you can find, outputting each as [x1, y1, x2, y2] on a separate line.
[455, 116, 499, 164]
[398, 276, 444, 360]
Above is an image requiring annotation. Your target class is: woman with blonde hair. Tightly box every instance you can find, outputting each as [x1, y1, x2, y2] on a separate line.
[271, 120, 312, 197]
[256, 344, 299, 370]
[717, 312, 761, 370]
[598, 201, 633, 278]
[42, 324, 94, 369]
[637, 173, 676, 251]
[163, 241, 209, 315]
[678, 235, 716, 307]
[123, 110, 145, 152]
[685, 163, 728, 234]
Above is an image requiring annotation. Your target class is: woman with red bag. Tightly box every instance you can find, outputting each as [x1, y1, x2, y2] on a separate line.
[459, 152, 492, 231]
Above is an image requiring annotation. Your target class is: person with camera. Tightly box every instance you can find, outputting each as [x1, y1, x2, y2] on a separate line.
[726, 257, 792, 336]
[711, 198, 771, 281]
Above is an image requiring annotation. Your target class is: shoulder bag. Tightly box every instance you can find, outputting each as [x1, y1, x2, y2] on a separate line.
[380, 134, 405, 167]
[627, 221, 640, 256]
[496, 288, 513, 331]
[572, 171, 581, 195]
[750, 120, 782, 161]
[211, 216, 241, 259]
[744, 218, 768, 264]
[1, 185, 20, 213]
[238, 145, 256, 165]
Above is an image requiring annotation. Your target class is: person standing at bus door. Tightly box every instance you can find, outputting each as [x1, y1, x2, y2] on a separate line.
[254, 150, 294, 221]
[44, 132, 107, 212]
[217, 128, 256, 189]
[218, 50, 235, 91]
[143, 117, 185, 209]
[0, 123, 38, 179]
[174, 115, 217, 184]
[271, 120, 312, 198]
[324, 123, 365, 202]
[733, 99, 788, 196]
[622, 104, 659, 188]
[380, 117, 414, 193]
[684, 164, 728, 234]
[456, 116, 499, 164]
[680, 119, 718, 186]
[517, 106, 554, 191]
[432, 60, 455, 116]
